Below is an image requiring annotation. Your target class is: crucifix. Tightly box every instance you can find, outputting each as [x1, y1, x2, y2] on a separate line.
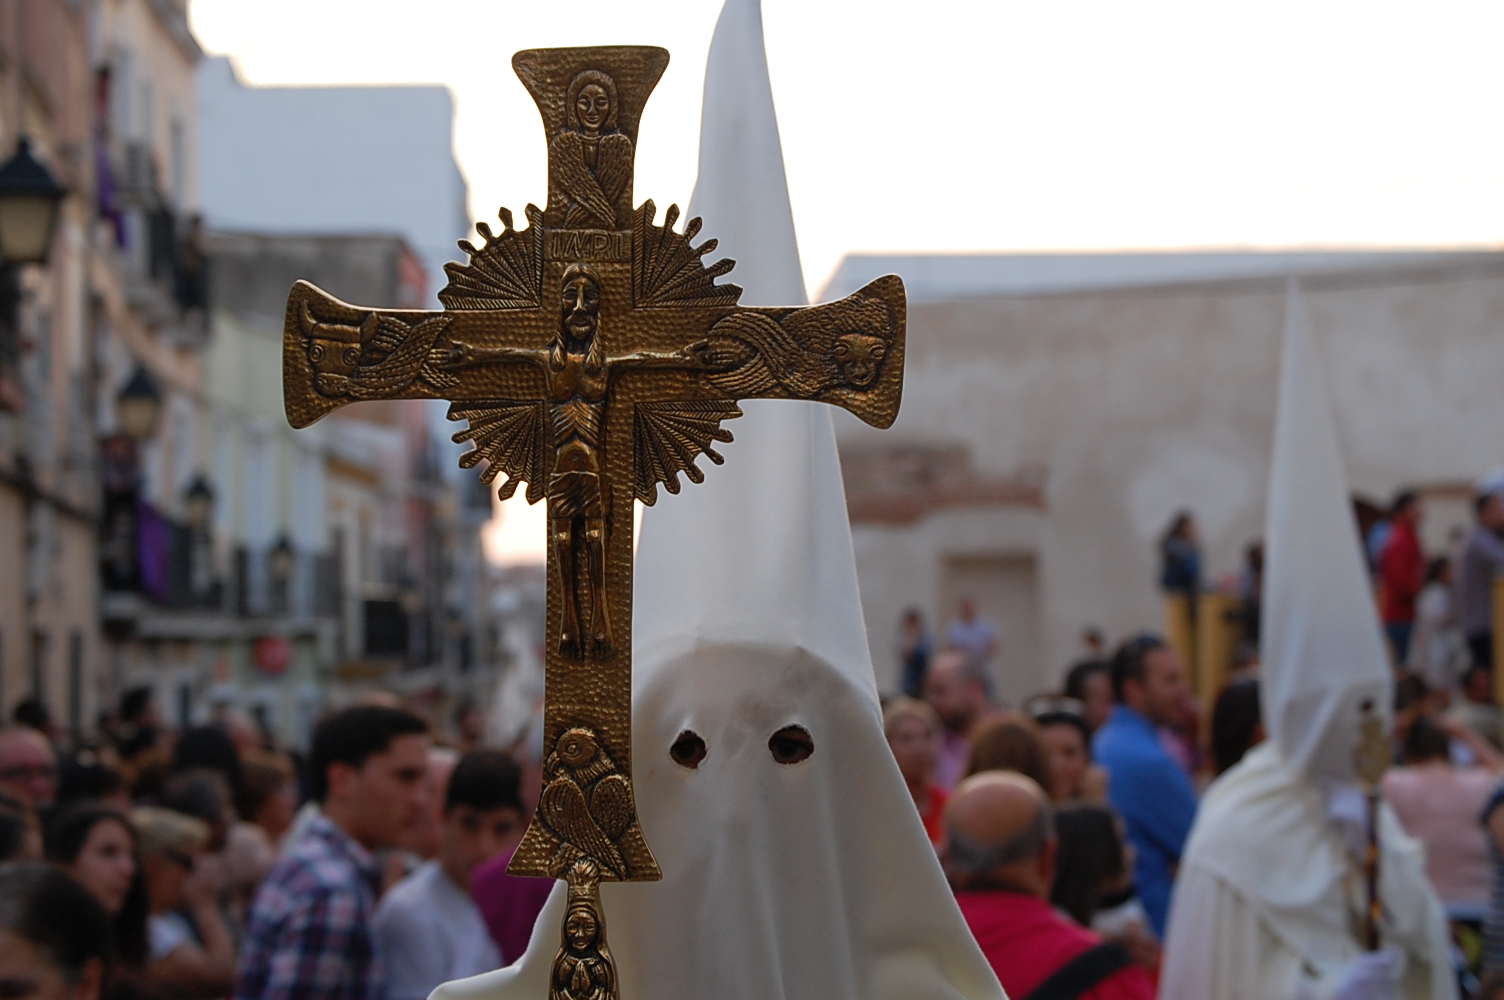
[283, 45, 905, 999]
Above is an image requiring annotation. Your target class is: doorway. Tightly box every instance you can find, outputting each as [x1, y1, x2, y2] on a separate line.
[940, 553, 1042, 706]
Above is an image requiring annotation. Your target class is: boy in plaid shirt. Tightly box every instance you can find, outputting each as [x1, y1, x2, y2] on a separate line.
[237, 706, 431, 1000]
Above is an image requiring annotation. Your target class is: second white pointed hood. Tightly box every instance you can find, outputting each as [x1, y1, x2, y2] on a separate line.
[1260, 284, 1392, 785]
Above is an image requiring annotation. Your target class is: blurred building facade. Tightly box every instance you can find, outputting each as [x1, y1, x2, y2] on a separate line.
[825, 250, 1504, 703]
[0, 0, 99, 737]
[0, 4, 498, 747]
[0, 0, 211, 738]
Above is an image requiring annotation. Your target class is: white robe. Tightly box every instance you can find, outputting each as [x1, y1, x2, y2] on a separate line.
[1160, 744, 1456, 1000]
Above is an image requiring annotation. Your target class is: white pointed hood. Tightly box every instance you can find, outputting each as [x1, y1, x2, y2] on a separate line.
[430, 3, 1004, 999]
[1259, 283, 1392, 785]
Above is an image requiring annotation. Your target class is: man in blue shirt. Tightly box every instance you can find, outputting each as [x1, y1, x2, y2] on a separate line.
[1092, 634, 1198, 937]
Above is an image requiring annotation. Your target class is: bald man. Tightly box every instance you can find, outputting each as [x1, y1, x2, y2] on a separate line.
[946, 773, 1153, 1000]
[0, 726, 57, 812]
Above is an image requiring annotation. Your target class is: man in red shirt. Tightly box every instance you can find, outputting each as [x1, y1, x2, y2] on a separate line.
[1379, 491, 1425, 664]
[945, 772, 1154, 1000]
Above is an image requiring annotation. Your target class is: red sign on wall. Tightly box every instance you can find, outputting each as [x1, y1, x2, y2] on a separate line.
[253, 636, 292, 676]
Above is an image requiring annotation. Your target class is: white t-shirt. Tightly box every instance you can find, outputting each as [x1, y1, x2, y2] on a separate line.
[374, 860, 501, 1000]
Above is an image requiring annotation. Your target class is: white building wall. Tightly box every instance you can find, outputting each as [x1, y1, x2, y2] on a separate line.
[830, 254, 1504, 697]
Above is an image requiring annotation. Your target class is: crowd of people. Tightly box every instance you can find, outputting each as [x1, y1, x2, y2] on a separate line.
[881, 481, 1504, 999]
[3, 489, 1503, 1000]
[0, 693, 550, 1000]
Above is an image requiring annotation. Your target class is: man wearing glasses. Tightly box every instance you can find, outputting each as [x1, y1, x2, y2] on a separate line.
[0, 726, 57, 812]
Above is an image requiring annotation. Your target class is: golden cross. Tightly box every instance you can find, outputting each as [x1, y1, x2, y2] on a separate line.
[282, 45, 904, 994]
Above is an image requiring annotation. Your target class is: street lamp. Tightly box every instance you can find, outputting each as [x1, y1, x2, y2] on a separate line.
[184, 475, 215, 529]
[269, 535, 296, 581]
[0, 139, 66, 265]
[116, 366, 162, 442]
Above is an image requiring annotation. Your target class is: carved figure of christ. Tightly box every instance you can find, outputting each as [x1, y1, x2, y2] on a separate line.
[281, 46, 906, 906]
[444, 262, 708, 661]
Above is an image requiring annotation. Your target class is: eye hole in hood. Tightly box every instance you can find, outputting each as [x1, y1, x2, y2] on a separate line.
[669, 730, 708, 769]
[768, 725, 814, 765]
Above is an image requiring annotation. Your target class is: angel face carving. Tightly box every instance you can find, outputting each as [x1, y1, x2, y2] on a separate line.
[549, 70, 632, 230]
[575, 84, 612, 135]
[832, 333, 888, 388]
[568, 70, 619, 133]
[566, 905, 601, 952]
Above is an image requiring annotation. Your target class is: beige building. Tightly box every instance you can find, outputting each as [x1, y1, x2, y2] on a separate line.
[0, 0, 207, 735]
[0, 1, 102, 732]
[824, 250, 1504, 703]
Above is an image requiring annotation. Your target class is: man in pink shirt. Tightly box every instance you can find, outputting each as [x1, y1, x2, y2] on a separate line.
[946, 772, 1155, 1000]
[925, 649, 992, 790]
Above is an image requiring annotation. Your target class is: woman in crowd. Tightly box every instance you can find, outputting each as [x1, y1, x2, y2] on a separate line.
[222, 750, 297, 916]
[1024, 697, 1107, 803]
[964, 711, 1053, 793]
[882, 698, 947, 847]
[0, 863, 111, 1000]
[1063, 659, 1113, 735]
[131, 807, 235, 999]
[1383, 715, 1496, 921]
[1209, 679, 1263, 778]
[44, 803, 148, 969]
[1051, 804, 1159, 974]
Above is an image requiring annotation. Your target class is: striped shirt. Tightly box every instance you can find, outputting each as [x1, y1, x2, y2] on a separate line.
[236, 813, 384, 1000]
[1483, 780, 1504, 976]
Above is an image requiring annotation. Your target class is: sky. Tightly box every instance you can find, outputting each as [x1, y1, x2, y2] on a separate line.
[189, 0, 1504, 561]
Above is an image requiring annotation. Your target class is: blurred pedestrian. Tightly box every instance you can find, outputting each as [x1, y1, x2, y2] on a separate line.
[236, 706, 430, 1000]
[1482, 779, 1504, 993]
[966, 711, 1054, 795]
[0, 863, 111, 1000]
[45, 802, 149, 968]
[1158, 512, 1200, 596]
[223, 752, 297, 921]
[0, 727, 57, 813]
[896, 608, 933, 699]
[1026, 698, 1108, 804]
[114, 688, 163, 773]
[945, 772, 1155, 1000]
[1460, 483, 1504, 669]
[407, 747, 459, 865]
[1065, 660, 1113, 735]
[1451, 664, 1503, 750]
[1383, 716, 1495, 920]
[946, 599, 998, 677]
[227, 752, 296, 897]
[1378, 490, 1425, 664]
[1092, 635, 1198, 938]
[0, 795, 39, 862]
[12, 698, 57, 744]
[1208, 680, 1263, 778]
[1411, 556, 1467, 693]
[172, 726, 245, 809]
[375, 751, 523, 1000]
[923, 649, 992, 791]
[132, 807, 235, 999]
[883, 698, 947, 847]
[1051, 804, 1158, 974]
[56, 752, 130, 813]
[453, 700, 487, 757]
[1236, 542, 1263, 645]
